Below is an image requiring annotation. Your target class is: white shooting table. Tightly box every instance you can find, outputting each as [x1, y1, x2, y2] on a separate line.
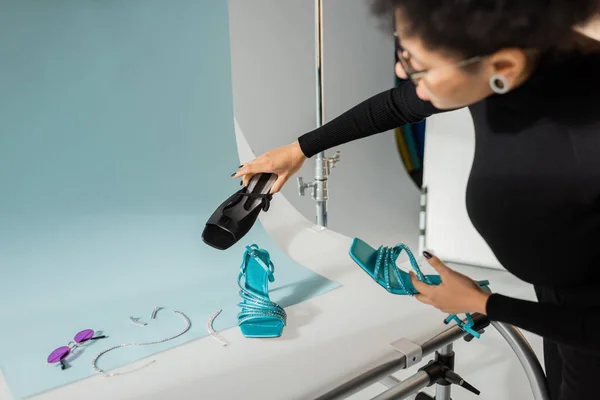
[0, 126, 543, 400]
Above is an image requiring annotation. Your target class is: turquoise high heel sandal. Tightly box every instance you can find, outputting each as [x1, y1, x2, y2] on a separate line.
[349, 237, 443, 295]
[237, 244, 286, 338]
[349, 238, 491, 338]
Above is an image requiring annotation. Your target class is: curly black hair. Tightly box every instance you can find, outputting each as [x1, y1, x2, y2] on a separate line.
[371, 0, 600, 57]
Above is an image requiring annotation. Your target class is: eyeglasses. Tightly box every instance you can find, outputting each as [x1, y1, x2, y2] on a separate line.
[394, 32, 483, 85]
[47, 329, 107, 370]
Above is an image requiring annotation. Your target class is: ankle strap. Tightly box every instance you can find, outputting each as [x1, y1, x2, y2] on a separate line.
[240, 244, 275, 283]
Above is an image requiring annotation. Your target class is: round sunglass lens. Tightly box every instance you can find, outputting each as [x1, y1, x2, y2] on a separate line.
[74, 329, 94, 343]
[47, 346, 70, 363]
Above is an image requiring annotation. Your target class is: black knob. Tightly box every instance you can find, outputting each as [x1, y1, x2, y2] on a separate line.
[445, 370, 480, 395]
[415, 393, 435, 400]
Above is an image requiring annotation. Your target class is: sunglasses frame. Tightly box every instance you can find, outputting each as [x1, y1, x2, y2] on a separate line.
[47, 329, 107, 370]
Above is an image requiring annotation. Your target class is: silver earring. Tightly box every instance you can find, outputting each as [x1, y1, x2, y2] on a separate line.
[489, 74, 510, 94]
[129, 316, 147, 326]
[151, 305, 162, 319]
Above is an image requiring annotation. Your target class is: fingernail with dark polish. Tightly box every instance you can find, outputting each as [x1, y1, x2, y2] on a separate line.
[231, 172, 236, 177]
[423, 251, 432, 259]
[238, 165, 243, 168]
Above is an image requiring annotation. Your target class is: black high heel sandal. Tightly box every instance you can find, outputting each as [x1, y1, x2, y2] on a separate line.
[202, 173, 277, 250]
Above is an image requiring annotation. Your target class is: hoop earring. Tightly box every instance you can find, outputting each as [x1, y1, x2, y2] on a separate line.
[489, 74, 510, 94]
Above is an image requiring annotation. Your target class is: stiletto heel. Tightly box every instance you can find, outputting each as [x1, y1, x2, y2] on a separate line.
[237, 244, 286, 338]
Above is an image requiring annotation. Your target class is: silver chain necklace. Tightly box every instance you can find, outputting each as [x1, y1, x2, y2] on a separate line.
[92, 310, 191, 377]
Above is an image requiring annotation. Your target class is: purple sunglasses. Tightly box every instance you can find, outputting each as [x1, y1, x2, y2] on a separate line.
[47, 329, 107, 370]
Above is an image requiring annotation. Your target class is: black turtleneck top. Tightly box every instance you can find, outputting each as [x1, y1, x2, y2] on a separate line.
[298, 50, 600, 352]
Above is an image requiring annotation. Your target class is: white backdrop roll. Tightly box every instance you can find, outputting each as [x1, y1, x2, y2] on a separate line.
[228, 0, 421, 250]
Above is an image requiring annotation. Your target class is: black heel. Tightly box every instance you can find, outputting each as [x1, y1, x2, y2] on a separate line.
[202, 173, 277, 250]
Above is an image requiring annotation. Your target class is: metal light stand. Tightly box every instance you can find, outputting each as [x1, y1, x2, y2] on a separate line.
[418, 186, 428, 254]
[297, 0, 341, 228]
[313, 313, 551, 400]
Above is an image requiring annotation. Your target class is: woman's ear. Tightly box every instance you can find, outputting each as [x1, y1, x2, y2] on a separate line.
[486, 48, 531, 87]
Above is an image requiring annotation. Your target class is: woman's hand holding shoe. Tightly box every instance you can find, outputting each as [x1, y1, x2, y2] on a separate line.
[410, 251, 491, 315]
[233, 141, 307, 194]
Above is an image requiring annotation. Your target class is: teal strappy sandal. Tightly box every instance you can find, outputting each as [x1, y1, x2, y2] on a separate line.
[349, 238, 491, 338]
[237, 244, 287, 338]
[349, 237, 490, 294]
[350, 237, 438, 294]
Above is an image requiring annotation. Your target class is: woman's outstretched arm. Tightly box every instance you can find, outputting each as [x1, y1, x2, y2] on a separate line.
[297, 80, 448, 158]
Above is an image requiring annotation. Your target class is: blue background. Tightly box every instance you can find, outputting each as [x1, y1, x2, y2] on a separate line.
[0, 1, 339, 398]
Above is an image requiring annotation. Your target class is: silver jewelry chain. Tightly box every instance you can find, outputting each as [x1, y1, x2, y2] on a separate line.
[207, 309, 228, 346]
[92, 310, 191, 377]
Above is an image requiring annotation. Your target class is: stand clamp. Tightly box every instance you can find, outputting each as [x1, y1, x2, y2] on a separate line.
[389, 338, 423, 368]
[415, 348, 480, 400]
[462, 316, 490, 343]
[297, 151, 341, 227]
[297, 151, 341, 199]
[297, 176, 315, 198]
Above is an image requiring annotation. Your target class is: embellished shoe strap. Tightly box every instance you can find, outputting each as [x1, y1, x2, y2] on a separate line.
[375, 243, 486, 339]
[392, 244, 432, 285]
[374, 243, 432, 296]
[237, 244, 286, 326]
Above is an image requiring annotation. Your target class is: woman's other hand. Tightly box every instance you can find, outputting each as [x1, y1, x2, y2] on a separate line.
[233, 140, 307, 194]
[409, 251, 491, 315]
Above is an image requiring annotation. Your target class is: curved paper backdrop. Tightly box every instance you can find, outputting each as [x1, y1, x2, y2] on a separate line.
[422, 110, 503, 270]
[0, 1, 339, 399]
